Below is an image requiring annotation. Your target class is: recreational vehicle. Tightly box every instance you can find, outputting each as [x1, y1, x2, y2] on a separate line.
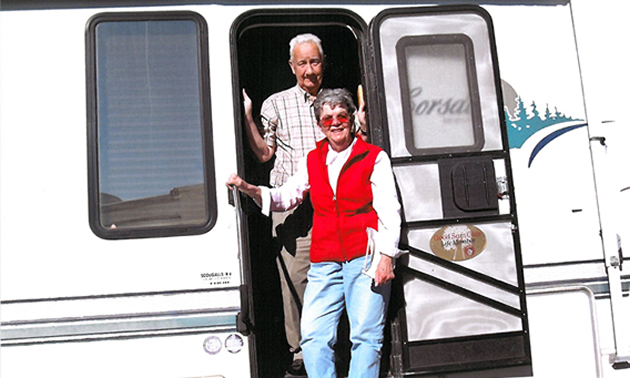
[1, 1, 628, 377]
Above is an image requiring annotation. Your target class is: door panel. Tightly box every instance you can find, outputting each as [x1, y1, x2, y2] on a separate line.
[377, 9, 504, 159]
[372, 5, 530, 377]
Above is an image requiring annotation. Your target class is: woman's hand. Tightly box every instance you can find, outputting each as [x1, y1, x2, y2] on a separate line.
[226, 172, 244, 189]
[226, 173, 262, 204]
[374, 254, 395, 287]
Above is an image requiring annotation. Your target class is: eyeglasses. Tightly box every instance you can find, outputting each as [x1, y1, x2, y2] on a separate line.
[320, 114, 351, 128]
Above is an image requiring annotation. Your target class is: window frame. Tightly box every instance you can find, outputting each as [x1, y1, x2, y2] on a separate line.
[396, 33, 484, 156]
[86, 11, 217, 240]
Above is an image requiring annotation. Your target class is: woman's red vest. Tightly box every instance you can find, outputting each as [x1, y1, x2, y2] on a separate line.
[307, 137, 382, 263]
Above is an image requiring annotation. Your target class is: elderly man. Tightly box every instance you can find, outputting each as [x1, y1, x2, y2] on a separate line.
[241, 33, 326, 377]
[230, 88, 402, 378]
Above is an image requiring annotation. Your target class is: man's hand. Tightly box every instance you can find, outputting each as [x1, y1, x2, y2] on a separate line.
[356, 85, 368, 141]
[356, 102, 368, 142]
[243, 89, 253, 121]
[242, 89, 275, 163]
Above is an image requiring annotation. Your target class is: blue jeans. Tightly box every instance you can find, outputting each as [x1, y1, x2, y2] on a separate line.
[300, 258, 391, 378]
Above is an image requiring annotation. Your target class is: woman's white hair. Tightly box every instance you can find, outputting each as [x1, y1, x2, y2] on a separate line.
[313, 88, 357, 122]
[289, 33, 324, 62]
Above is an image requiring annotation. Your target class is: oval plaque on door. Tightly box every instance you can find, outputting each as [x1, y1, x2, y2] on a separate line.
[430, 224, 487, 261]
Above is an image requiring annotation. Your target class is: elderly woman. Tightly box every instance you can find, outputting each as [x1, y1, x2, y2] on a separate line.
[227, 88, 402, 378]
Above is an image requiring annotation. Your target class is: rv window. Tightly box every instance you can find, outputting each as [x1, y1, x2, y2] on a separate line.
[397, 34, 483, 155]
[86, 12, 216, 239]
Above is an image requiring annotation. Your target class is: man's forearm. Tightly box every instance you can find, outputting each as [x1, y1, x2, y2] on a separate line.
[244, 115, 274, 163]
[242, 89, 275, 162]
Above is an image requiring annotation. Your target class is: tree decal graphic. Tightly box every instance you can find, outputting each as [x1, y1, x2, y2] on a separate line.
[506, 96, 582, 149]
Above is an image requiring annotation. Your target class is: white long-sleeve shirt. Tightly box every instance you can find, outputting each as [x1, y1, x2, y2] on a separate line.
[258, 138, 404, 259]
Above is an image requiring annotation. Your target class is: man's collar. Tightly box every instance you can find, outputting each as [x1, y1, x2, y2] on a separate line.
[295, 84, 320, 103]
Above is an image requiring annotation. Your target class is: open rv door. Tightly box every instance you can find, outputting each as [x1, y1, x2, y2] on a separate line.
[368, 6, 531, 377]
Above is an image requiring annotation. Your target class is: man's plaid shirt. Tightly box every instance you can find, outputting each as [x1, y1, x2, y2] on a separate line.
[260, 85, 325, 187]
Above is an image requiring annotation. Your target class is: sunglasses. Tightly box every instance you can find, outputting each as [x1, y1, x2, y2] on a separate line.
[320, 114, 351, 128]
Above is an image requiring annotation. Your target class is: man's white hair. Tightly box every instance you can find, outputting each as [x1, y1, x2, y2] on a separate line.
[289, 33, 324, 62]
